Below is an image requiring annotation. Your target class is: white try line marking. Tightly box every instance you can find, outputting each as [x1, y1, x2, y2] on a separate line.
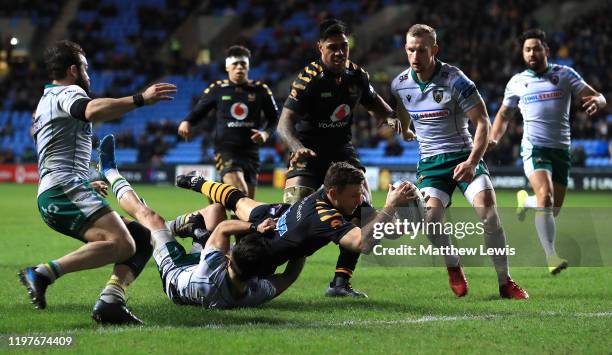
[86, 311, 612, 333]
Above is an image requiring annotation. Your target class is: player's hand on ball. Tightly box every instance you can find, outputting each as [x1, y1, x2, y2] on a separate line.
[453, 161, 476, 182]
[178, 121, 192, 140]
[257, 218, 276, 234]
[250, 129, 269, 145]
[91, 181, 108, 197]
[581, 95, 605, 116]
[142, 83, 177, 104]
[290, 148, 317, 166]
[385, 182, 417, 208]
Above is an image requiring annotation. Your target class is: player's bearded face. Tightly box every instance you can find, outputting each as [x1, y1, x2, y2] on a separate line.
[75, 55, 91, 95]
[319, 34, 349, 74]
[522, 38, 548, 72]
[333, 184, 364, 216]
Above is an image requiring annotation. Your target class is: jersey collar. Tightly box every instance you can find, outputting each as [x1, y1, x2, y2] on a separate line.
[410, 59, 442, 92]
[526, 63, 552, 77]
[44, 83, 61, 89]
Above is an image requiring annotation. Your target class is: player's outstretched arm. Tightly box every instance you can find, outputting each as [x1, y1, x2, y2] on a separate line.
[489, 104, 517, 151]
[339, 182, 417, 253]
[85, 83, 177, 123]
[267, 257, 306, 297]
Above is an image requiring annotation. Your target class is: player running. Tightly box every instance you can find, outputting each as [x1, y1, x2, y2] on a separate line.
[277, 19, 403, 297]
[489, 29, 607, 274]
[175, 162, 417, 277]
[391, 24, 528, 299]
[178, 45, 278, 198]
[98, 134, 304, 308]
[19, 40, 176, 324]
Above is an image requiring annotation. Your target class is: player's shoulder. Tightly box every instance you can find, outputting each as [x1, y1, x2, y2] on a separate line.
[296, 61, 324, 83]
[440, 62, 469, 82]
[346, 60, 369, 77]
[552, 64, 583, 80]
[313, 196, 345, 228]
[59, 84, 87, 97]
[290, 61, 324, 96]
[203, 80, 224, 94]
[391, 67, 411, 90]
[252, 80, 274, 95]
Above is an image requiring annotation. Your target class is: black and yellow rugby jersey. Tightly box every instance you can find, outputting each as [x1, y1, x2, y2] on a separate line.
[283, 59, 379, 149]
[185, 79, 278, 151]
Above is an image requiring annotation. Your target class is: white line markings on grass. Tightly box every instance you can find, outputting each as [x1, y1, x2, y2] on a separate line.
[91, 311, 612, 333]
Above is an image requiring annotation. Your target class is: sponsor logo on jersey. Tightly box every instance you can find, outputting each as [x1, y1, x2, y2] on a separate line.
[321, 92, 332, 98]
[227, 121, 255, 128]
[523, 90, 563, 104]
[222, 95, 232, 101]
[230, 102, 248, 120]
[405, 94, 411, 102]
[433, 89, 444, 103]
[248, 93, 256, 102]
[409, 109, 450, 120]
[330, 104, 350, 122]
[398, 73, 409, 82]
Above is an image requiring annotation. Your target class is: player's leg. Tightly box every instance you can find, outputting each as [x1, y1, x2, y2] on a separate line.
[326, 170, 369, 298]
[469, 184, 528, 299]
[176, 169, 261, 219]
[222, 171, 249, 197]
[528, 170, 567, 273]
[552, 182, 567, 216]
[283, 153, 319, 204]
[416, 153, 468, 297]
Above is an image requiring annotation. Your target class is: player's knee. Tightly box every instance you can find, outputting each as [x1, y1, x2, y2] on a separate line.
[113, 232, 137, 261]
[481, 212, 502, 233]
[283, 185, 315, 204]
[537, 189, 554, 207]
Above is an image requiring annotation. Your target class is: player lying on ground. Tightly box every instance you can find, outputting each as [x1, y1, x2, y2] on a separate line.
[489, 29, 607, 275]
[391, 24, 528, 299]
[176, 161, 417, 277]
[19, 40, 176, 325]
[98, 135, 304, 308]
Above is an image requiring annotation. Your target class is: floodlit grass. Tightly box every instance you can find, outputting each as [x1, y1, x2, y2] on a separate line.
[1, 183, 610, 354]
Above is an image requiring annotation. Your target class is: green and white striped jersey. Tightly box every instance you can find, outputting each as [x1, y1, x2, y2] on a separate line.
[33, 84, 92, 195]
[502, 64, 587, 149]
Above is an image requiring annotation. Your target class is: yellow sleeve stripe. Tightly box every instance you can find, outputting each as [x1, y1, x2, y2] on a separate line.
[304, 68, 317, 76]
[298, 74, 311, 82]
[320, 213, 342, 221]
[311, 62, 323, 71]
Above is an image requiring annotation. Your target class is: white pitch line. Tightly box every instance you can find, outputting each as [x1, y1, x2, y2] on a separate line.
[85, 311, 612, 334]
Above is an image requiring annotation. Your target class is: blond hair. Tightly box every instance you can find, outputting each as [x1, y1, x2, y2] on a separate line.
[406, 24, 437, 46]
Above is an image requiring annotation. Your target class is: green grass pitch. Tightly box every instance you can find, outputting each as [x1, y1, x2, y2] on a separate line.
[1, 183, 610, 354]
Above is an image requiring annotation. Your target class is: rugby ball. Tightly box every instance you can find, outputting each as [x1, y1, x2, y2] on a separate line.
[391, 180, 427, 224]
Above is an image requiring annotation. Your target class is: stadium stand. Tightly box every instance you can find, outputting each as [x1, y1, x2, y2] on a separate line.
[0, 0, 609, 168]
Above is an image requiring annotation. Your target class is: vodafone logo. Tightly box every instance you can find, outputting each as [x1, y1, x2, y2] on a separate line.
[230, 102, 248, 120]
[330, 104, 350, 122]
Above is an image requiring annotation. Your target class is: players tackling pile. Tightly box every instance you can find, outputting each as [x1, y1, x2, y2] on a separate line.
[24, 20, 609, 324]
